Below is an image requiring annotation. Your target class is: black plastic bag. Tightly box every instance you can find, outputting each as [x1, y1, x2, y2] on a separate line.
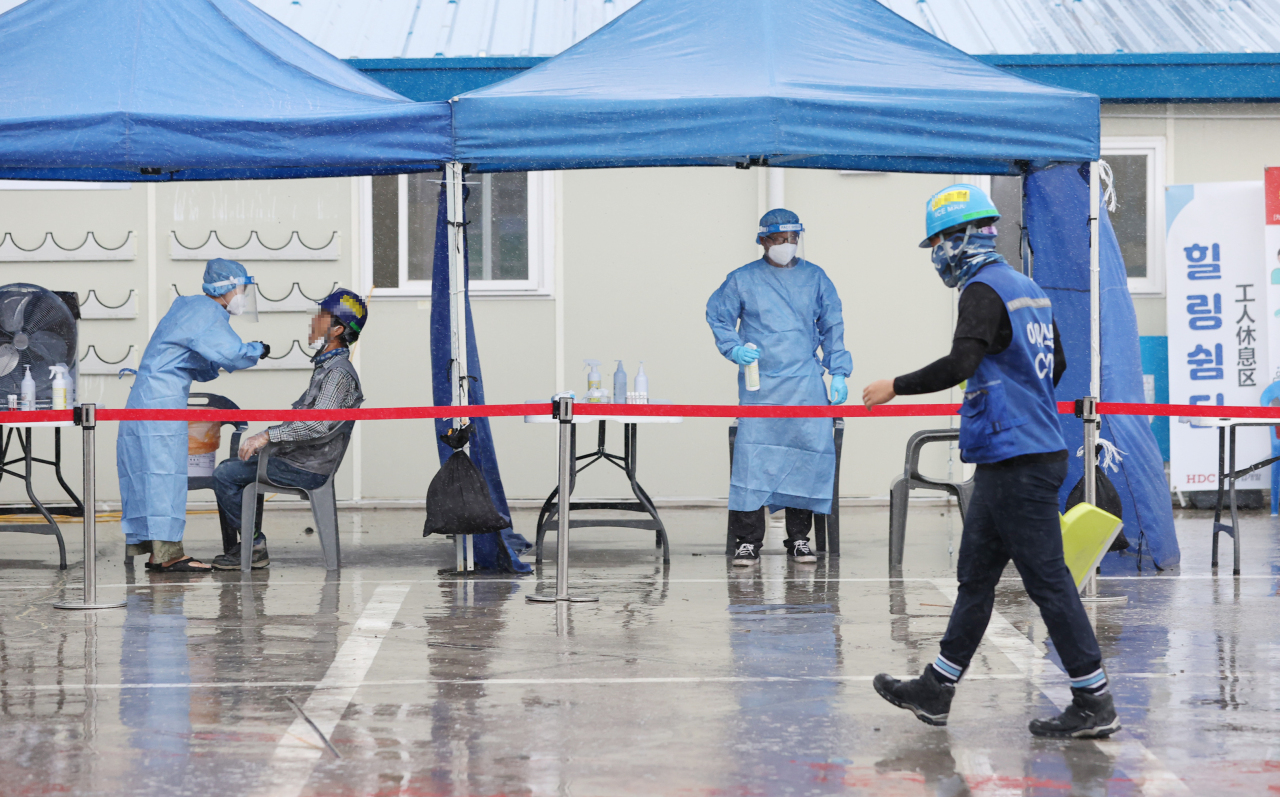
[1065, 445, 1130, 552]
[423, 424, 510, 537]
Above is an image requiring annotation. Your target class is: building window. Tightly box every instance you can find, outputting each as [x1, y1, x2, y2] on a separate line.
[364, 171, 553, 297]
[1102, 137, 1166, 296]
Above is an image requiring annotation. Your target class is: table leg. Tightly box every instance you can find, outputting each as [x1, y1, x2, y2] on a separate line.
[52, 427, 83, 513]
[624, 423, 669, 563]
[1229, 426, 1241, 576]
[21, 429, 66, 569]
[1212, 426, 1226, 568]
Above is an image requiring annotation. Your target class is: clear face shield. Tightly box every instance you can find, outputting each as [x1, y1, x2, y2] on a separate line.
[214, 278, 259, 322]
[759, 227, 804, 268]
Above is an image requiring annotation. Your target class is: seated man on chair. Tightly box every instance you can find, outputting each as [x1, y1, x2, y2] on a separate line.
[210, 289, 368, 570]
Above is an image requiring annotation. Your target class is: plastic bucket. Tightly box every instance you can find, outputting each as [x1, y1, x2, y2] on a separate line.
[188, 421, 221, 478]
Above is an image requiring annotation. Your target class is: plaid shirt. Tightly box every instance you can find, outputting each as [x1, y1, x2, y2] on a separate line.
[266, 349, 360, 443]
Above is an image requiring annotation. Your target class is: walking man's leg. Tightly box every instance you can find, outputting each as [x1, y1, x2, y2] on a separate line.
[998, 459, 1120, 738]
[874, 466, 1007, 725]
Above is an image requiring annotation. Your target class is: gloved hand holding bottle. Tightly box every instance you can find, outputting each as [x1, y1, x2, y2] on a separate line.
[729, 344, 761, 366]
[829, 374, 848, 405]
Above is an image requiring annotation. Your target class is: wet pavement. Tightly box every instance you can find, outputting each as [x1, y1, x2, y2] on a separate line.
[1, 503, 1278, 796]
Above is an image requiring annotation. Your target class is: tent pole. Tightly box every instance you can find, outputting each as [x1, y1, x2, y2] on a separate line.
[445, 160, 472, 572]
[1085, 162, 1100, 511]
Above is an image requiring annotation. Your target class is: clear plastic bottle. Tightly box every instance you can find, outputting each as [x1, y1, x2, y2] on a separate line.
[635, 361, 648, 401]
[19, 365, 35, 410]
[744, 344, 760, 391]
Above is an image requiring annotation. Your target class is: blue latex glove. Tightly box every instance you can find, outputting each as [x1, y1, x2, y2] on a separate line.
[830, 375, 848, 405]
[729, 345, 761, 366]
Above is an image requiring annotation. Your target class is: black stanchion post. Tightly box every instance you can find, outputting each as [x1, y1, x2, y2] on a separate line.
[55, 404, 125, 610]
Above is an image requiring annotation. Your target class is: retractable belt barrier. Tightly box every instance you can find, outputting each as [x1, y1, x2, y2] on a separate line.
[5, 401, 1280, 424]
[36, 397, 1280, 610]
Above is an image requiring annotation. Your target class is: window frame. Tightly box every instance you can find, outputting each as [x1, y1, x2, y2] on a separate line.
[1101, 136, 1166, 297]
[360, 171, 555, 299]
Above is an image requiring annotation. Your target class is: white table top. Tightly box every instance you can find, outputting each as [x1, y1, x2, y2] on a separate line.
[0, 419, 75, 428]
[523, 400, 682, 424]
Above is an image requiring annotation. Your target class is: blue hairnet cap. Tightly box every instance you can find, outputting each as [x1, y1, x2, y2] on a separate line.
[757, 208, 803, 240]
[202, 258, 251, 296]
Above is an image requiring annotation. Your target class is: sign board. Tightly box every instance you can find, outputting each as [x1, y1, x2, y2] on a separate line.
[1166, 181, 1268, 490]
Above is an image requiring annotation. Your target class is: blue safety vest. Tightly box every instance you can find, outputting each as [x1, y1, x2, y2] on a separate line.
[958, 262, 1066, 464]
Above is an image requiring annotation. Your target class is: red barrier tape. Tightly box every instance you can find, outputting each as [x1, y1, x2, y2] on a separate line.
[1, 401, 1278, 424]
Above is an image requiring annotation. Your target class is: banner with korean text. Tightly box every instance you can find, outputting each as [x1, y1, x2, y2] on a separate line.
[1166, 181, 1268, 491]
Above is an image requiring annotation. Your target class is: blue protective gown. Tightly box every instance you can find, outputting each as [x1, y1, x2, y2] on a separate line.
[707, 259, 853, 514]
[118, 296, 262, 544]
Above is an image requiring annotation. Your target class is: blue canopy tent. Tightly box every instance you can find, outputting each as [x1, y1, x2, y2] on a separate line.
[441, 0, 1176, 575]
[0, 0, 459, 575]
[0, 0, 451, 180]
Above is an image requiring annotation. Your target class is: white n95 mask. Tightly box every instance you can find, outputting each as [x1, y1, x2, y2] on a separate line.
[226, 292, 246, 316]
[766, 242, 798, 267]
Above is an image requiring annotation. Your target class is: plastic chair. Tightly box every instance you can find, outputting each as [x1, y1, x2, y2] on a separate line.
[888, 428, 973, 571]
[239, 422, 353, 572]
[186, 393, 249, 554]
[724, 419, 843, 555]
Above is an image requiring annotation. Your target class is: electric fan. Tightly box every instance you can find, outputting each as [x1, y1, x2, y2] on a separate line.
[0, 284, 78, 407]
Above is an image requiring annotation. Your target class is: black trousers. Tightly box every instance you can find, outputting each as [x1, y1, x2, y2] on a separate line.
[729, 508, 813, 547]
[939, 457, 1103, 680]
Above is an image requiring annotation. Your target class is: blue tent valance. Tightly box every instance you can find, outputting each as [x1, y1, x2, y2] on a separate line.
[451, 0, 1099, 175]
[0, 0, 451, 181]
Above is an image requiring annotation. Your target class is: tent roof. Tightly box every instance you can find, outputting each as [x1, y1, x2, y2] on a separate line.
[0, 0, 451, 181]
[451, 0, 1100, 175]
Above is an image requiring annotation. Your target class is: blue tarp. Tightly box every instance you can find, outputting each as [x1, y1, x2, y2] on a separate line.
[429, 184, 532, 574]
[451, 0, 1099, 174]
[0, 0, 451, 181]
[1026, 164, 1180, 571]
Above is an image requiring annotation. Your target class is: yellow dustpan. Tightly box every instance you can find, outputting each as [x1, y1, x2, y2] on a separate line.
[1060, 503, 1124, 592]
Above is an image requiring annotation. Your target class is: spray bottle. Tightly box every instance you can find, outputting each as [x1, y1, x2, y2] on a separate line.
[744, 343, 760, 392]
[612, 360, 627, 404]
[584, 359, 602, 391]
[49, 364, 69, 410]
[584, 359, 606, 403]
[635, 361, 649, 402]
[19, 365, 35, 410]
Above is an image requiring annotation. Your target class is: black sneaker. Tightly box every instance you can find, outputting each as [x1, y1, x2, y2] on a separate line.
[786, 538, 817, 563]
[211, 536, 269, 570]
[874, 667, 955, 727]
[731, 542, 760, 567]
[1029, 690, 1121, 738]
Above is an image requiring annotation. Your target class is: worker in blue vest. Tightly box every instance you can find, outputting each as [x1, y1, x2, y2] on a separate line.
[707, 209, 852, 566]
[863, 185, 1120, 739]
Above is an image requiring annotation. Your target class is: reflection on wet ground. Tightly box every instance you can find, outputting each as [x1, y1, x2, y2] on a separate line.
[1, 504, 1278, 795]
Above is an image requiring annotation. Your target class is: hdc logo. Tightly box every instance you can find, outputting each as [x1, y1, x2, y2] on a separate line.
[1185, 473, 1218, 484]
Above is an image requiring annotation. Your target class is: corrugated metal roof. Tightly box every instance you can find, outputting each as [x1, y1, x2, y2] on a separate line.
[249, 0, 642, 58]
[243, 0, 1280, 58]
[880, 0, 1280, 54]
[1, 0, 1276, 58]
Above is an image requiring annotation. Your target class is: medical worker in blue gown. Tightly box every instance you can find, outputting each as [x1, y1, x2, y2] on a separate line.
[707, 209, 852, 567]
[118, 258, 268, 573]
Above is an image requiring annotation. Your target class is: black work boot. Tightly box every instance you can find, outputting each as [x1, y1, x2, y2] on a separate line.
[211, 534, 269, 570]
[1029, 689, 1121, 738]
[874, 666, 955, 727]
